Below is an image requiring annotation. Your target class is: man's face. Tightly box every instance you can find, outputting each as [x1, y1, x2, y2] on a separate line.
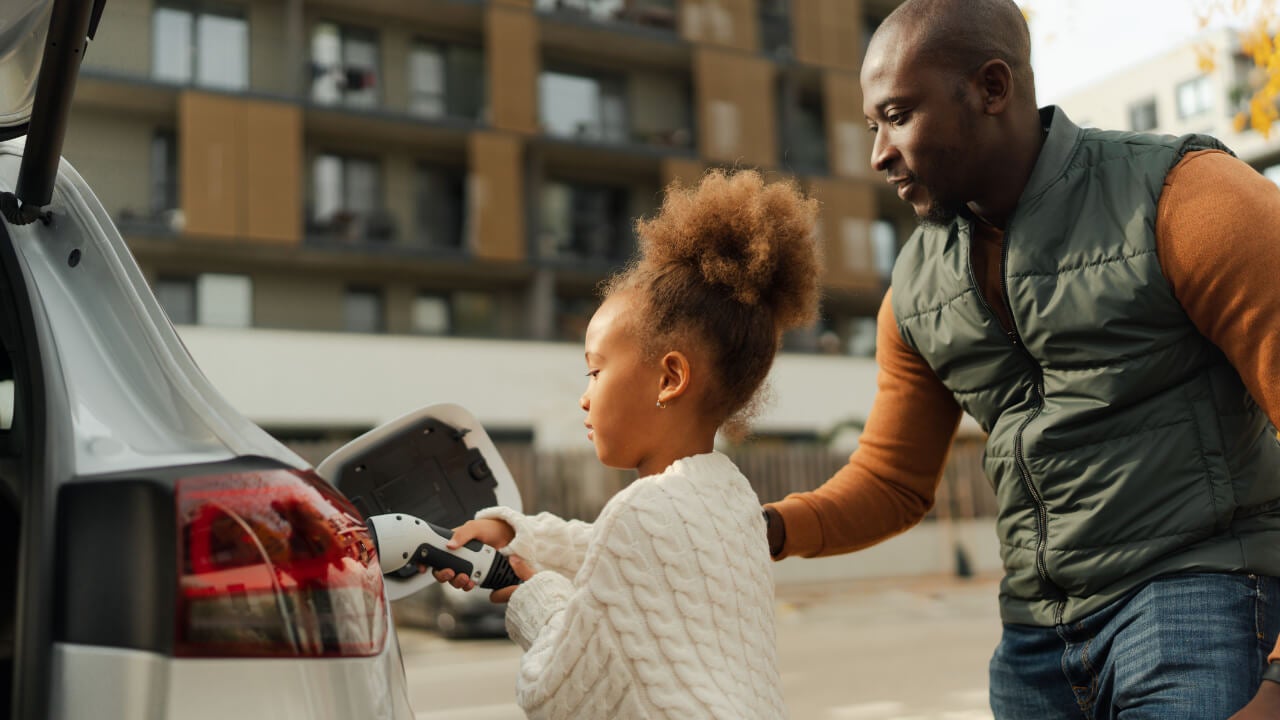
[861, 30, 980, 226]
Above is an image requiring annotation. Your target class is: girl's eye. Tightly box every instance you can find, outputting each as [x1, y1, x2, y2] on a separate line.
[585, 370, 599, 378]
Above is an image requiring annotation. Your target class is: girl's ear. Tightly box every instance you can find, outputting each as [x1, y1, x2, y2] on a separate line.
[656, 350, 692, 405]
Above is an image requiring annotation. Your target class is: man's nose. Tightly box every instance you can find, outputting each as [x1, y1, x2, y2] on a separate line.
[870, 128, 896, 173]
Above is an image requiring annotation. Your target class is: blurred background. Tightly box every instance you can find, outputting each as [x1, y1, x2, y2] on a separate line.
[55, 0, 1280, 717]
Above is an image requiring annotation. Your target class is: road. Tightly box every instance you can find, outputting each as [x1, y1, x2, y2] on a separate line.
[399, 573, 1004, 719]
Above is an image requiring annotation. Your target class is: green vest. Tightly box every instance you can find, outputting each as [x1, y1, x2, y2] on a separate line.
[891, 107, 1280, 626]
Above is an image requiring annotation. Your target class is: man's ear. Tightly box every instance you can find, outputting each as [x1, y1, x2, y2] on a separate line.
[976, 59, 1014, 115]
[656, 351, 692, 405]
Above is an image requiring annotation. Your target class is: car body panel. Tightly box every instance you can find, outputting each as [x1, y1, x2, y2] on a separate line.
[0, 138, 305, 478]
[51, 607, 414, 720]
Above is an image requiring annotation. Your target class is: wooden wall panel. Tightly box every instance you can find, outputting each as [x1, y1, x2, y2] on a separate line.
[694, 48, 776, 168]
[824, 71, 870, 179]
[791, 0, 864, 70]
[487, 7, 539, 135]
[807, 177, 881, 290]
[469, 132, 526, 262]
[661, 157, 706, 191]
[680, 0, 759, 53]
[244, 101, 302, 244]
[181, 92, 302, 244]
[180, 93, 243, 239]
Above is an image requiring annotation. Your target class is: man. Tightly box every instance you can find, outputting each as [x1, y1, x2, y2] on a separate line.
[763, 0, 1280, 717]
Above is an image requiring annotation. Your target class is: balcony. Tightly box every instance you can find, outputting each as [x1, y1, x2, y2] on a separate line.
[538, 67, 694, 154]
[535, 0, 678, 34]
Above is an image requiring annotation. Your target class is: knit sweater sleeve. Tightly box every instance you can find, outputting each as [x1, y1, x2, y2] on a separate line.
[474, 506, 593, 580]
[499, 476, 691, 717]
[500, 477, 753, 719]
[1156, 149, 1280, 665]
[766, 291, 963, 558]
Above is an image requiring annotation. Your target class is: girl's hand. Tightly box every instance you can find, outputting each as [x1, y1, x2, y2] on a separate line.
[488, 555, 535, 604]
[431, 518, 517, 591]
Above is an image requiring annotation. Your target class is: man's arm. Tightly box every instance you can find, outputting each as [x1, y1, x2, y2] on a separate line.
[765, 290, 963, 558]
[1157, 149, 1280, 685]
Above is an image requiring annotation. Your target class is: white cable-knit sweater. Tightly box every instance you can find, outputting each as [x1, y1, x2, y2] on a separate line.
[476, 451, 785, 719]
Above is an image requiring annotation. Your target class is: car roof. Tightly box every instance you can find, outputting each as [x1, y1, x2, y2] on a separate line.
[0, 0, 51, 133]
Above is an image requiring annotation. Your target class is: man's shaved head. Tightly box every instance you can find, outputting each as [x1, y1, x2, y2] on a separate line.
[877, 0, 1036, 105]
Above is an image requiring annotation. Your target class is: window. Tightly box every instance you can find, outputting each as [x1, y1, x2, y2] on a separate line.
[311, 154, 393, 243]
[150, 130, 178, 217]
[415, 165, 466, 251]
[344, 288, 384, 333]
[310, 23, 379, 108]
[871, 219, 898, 277]
[155, 277, 196, 325]
[408, 41, 484, 121]
[539, 70, 627, 143]
[1128, 99, 1158, 132]
[411, 295, 451, 336]
[538, 181, 631, 262]
[155, 274, 252, 327]
[453, 291, 498, 337]
[152, 3, 248, 90]
[778, 77, 828, 174]
[759, 0, 792, 58]
[1176, 76, 1214, 119]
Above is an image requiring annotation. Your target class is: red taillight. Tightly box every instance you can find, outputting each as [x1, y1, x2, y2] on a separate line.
[175, 469, 387, 658]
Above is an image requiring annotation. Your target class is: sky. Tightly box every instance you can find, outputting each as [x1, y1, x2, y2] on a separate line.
[1028, 0, 1209, 105]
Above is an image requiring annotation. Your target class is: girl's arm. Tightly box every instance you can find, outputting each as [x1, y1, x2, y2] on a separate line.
[474, 506, 593, 579]
[500, 481, 717, 719]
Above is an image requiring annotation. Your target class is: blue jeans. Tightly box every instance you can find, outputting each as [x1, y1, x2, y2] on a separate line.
[989, 572, 1280, 720]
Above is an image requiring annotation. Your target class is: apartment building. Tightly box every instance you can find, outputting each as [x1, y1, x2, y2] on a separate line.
[1056, 27, 1280, 181]
[59, 0, 912, 450]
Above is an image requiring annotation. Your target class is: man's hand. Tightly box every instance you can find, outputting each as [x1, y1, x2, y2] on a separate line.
[431, 518, 516, 591]
[1229, 681, 1280, 719]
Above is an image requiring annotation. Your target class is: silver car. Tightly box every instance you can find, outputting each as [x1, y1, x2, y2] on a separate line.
[1, 1, 418, 717]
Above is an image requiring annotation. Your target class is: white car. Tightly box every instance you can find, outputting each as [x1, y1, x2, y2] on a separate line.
[0, 2, 515, 718]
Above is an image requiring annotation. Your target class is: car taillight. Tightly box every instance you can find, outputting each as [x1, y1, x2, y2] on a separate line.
[175, 468, 387, 658]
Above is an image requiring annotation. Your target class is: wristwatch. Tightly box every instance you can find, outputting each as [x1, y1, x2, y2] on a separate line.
[1264, 661, 1280, 685]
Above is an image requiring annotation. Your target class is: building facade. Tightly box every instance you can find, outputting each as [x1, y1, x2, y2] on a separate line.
[1056, 27, 1280, 181]
[61, 0, 913, 452]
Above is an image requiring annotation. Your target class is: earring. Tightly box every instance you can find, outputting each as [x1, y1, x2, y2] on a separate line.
[656, 400, 666, 409]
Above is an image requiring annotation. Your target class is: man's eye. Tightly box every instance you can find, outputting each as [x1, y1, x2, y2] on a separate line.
[887, 112, 909, 126]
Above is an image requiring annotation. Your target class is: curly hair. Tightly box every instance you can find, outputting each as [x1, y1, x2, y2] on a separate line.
[603, 169, 822, 437]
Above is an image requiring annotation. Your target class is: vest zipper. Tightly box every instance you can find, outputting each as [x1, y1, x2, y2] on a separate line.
[968, 220, 1065, 623]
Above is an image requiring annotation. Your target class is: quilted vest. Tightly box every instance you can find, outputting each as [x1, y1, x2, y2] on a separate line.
[891, 107, 1280, 626]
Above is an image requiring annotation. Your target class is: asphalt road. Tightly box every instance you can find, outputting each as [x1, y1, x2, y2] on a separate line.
[399, 573, 1005, 719]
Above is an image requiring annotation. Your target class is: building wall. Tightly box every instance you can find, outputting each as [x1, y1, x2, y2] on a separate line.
[84, 0, 151, 76]
[61, 110, 153, 219]
[1057, 28, 1280, 167]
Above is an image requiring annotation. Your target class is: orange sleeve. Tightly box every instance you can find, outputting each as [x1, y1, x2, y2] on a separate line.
[765, 290, 962, 559]
[1156, 149, 1280, 665]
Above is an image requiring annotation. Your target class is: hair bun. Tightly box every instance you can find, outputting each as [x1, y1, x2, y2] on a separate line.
[636, 169, 821, 331]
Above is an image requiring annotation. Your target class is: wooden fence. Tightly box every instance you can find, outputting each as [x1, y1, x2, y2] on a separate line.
[288, 435, 995, 524]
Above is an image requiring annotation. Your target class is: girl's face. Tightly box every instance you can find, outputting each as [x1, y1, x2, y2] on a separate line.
[580, 292, 666, 472]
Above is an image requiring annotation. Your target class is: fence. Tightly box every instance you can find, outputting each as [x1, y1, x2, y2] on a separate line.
[288, 434, 995, 523]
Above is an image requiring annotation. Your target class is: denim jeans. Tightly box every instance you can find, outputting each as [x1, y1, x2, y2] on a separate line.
[989, 572, 1280, 720]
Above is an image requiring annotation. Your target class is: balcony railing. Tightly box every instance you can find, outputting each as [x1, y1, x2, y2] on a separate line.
[537, 0, 678, 33]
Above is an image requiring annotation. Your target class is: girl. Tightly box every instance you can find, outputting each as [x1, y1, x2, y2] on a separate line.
[437, 169, 820, 719]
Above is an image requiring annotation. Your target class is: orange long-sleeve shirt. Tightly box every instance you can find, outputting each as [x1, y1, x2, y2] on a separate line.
[768, 150, 1280, 662]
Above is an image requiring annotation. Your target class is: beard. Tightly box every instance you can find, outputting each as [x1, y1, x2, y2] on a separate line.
[905, 174, 963, 228]
[920, 197, 965, 227]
